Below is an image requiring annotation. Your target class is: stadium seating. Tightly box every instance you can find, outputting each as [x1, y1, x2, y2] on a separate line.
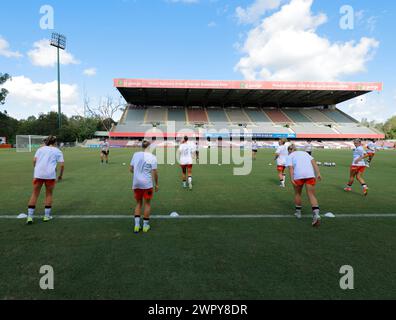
[207, 108, 229, 123]
[113, 106, 382, 139]
[282, 109, 312, 123]
[301, 109, 334, 123]
[321, 109, 356, 124]
[126, 107, 146, 123]
[168, 107, 187, 123]
[145, 107, 167, 123]
[187, 108, 209, 123]
[245, 108, 272, 123]
[264, 109, 293, 123]
[225, 108, 251, 124]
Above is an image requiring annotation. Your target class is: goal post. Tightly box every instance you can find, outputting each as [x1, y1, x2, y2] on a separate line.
[16, 135, 48, 153]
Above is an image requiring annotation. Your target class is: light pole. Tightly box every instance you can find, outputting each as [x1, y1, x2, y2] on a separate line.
[50, 33, 66, 129]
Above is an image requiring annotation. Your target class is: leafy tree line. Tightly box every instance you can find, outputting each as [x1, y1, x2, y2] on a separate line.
[361, 117, 396, 140]
[0, 110, 113, 145]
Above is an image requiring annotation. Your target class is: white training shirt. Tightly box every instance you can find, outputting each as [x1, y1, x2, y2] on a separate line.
[34, 146, 64, 180]
[276, 145, 289, 166]
[101, 142, 109, 152]
[367, 142, 376, 153]
[130, 151, 158, 190]
[286, 151, 315, 180]
[252, 142, 258, 151]
[179, 142, 194, 165]
[352, 146, 367, 167]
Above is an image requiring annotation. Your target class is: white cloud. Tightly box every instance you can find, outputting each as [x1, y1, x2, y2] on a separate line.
[83, 68, 97, 76]
[236, 0, 283, 25]
[28, 39, 80, 67]
[0, 36, 23, 58]
[208, 21, 217, 28]
[235, 0, 379, 81]
[3, 76, 81, 119]
[338, 94, 392, 123]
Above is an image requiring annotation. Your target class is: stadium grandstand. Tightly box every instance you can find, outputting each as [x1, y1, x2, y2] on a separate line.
[110, 79, 384, 144]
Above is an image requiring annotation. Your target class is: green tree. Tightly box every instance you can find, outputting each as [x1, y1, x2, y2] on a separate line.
[0, 110, 19, 144]
[0, 73, 11, 105]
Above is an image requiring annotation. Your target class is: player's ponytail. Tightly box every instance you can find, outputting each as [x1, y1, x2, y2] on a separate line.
[44, 135, 57, 146]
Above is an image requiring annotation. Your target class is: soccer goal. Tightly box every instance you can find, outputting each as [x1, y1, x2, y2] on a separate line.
[16, 135, 48, 153]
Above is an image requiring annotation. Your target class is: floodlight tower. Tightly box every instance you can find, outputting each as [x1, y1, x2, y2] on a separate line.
[50, 33, 66, 129]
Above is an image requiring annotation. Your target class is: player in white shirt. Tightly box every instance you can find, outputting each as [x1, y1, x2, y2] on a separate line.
[286, 144, 322, 227]
[100, 139, 110, 164]
[275, 138, 289, 187]
[305, 140, 313, 156]
[178, 136, 195, 190]
[344, 139, 370, 196]
[366, 139, 377, 167]
[130, 140, 159, 233]
[26, 136, 64, 225]
[252, 140, 259, 161]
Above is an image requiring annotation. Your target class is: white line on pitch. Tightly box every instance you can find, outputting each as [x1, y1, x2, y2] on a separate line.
[2, 214, 396, 219]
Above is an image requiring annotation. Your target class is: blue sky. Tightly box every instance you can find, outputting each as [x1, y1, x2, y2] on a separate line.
[0, 0, 395, 122]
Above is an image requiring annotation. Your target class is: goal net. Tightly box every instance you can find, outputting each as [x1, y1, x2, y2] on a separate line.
[16, 135, 48, 153]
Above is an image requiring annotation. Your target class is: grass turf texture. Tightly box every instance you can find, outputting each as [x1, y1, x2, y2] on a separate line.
[0, 148, 396, 299]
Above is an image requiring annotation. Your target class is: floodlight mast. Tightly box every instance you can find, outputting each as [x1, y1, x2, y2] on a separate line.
[50, 33, 67, 129]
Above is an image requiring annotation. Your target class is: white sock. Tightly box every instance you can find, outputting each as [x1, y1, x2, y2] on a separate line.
[28, 207, 35, 218]
[134, 216, 141, 227]
[188, 177, 192, 184]
[143, 219, 150, 227]
[45, 207, 52, 217]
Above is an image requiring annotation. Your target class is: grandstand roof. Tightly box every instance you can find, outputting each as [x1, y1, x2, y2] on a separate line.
[114, 79, 382, 108]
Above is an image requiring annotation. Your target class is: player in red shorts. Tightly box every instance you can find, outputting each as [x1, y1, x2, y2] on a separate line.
[344, 139, 370, 196]
[26, 135, 64, 225]
[130, 140, 159, 233]
[275, 138, 290, 188]
[178, 136, 195, 190]
[286, 144, 322, 227]
[366, 139, 377, 167]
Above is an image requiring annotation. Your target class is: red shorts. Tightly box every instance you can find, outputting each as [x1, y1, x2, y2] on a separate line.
[181, 164, 193, 171]
[351, 166, 366, 173]
[134, 188, 154, 201]
[367, 152, 375, 157]
[294, 178, 316, 186]
[277, 166, 286, 172]
[33, 179, 56, 188]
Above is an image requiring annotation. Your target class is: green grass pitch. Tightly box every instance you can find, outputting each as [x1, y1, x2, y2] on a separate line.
[0, 147, 396, 299]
